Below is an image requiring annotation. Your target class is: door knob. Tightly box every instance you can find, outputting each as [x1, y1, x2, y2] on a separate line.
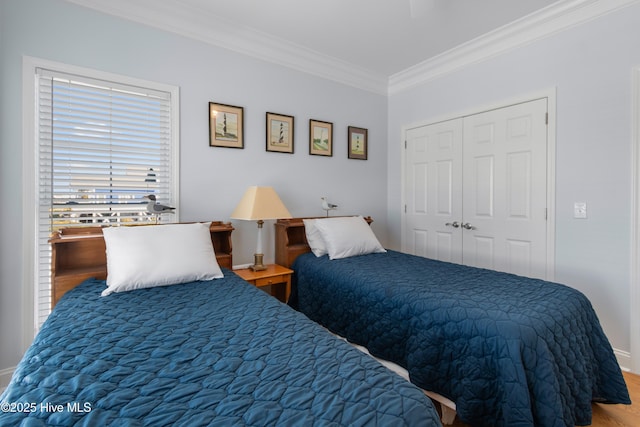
[445, 221, 460, 228]
[462, 222, 476, 230]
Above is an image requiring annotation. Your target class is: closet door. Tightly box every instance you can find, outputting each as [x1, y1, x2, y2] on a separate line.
[403, 98, 548, 279]
[403, 119, 463, 263]
[462, 98, 548, 278]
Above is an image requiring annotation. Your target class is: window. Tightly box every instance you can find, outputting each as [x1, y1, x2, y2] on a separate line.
[34, 65, 179, 326]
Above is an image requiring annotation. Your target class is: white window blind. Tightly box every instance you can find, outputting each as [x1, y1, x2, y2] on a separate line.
[36, 67, 177, 326]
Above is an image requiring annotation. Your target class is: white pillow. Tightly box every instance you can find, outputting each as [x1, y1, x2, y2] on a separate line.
[102, 222, 224, 296]
[303, 219, 328, 257]
[313, 216, 386, 260]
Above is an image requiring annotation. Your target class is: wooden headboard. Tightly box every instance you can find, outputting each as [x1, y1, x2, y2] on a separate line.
[274, 216, 372, 268]
[49, 221, 234, 309]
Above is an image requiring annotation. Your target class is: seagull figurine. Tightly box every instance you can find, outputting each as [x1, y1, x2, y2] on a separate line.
[321, 197, 338, 217]
[144, 194, 175, 223]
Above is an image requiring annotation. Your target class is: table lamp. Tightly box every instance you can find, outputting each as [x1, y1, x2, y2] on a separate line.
[230, 186, 292, 271]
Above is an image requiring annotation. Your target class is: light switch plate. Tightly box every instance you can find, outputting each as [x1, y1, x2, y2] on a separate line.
[574, 202, 587, 219]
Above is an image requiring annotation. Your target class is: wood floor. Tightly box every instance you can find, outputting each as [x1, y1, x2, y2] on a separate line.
[441, 371, 639, 426]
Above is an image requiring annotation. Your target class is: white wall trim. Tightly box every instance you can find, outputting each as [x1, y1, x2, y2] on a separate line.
[22, 56, 37, 354]
[400, 89, 557, 281]
[614, 349, 632, 372]
[0, 366, 15, 390]
[388, 0, 640, 95]
[63, 0, 388, 95]
[64, 0, 640, 96]
[630, 66, 640, 373]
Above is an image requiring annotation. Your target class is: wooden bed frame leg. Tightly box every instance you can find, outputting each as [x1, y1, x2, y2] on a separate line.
[423, 390, 457, 425]
[440, 404, 456, 425]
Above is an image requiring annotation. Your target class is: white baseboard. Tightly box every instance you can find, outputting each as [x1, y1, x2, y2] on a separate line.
[0, 366, 15, 391]
[614, 348, 631, 372]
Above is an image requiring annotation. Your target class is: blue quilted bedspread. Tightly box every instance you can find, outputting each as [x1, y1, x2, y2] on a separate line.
[290, 250, 631, 427]
[0, 270, 441, 426]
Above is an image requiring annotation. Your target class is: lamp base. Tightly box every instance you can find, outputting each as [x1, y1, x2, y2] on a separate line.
[250, 253, 267, 271]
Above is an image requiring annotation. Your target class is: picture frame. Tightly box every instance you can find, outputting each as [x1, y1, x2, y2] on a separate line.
[266, 112, 294, 153]
[209, 102, 244, 148]
[348, 126, 368, 160]
[309, 119, 333, 156]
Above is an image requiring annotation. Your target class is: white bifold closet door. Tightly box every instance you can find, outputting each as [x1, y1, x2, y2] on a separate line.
[403, 98, 548, 279]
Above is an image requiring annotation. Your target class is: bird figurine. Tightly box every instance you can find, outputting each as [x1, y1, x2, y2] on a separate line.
[321, 197, 338, 217]
[144, 194, 175, 223]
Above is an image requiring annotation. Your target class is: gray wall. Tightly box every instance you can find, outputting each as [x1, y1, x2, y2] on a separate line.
[0, 0, 388, 379]
[387, 3, 640, 365]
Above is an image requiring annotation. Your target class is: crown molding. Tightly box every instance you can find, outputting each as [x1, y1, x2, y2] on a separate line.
[65, 0, 639, 97]
[388, 0, 640, 95]
[63, 0, 388, 94]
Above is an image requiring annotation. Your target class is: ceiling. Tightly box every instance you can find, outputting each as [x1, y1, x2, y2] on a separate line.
[64, 0, 627, 93]
[178, 0, 560, 77]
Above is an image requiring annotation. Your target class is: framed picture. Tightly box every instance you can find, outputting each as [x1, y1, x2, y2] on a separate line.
[348, 126, 368, 160]
[266, 112, 294, 153]
[309, 119, 333, 156]
[209, 102, 244, 148]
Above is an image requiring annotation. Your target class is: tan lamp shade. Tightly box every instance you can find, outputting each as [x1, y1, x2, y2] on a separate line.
[230, 186, 292, 220]
[231, 186, 291, 271]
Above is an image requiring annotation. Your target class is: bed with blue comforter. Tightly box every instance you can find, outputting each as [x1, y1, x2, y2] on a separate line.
[0, 271, 441, 426]
[290, 250, 631, 427]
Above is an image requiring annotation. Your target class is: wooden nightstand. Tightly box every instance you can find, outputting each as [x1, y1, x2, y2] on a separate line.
[235, 264, 294, 303]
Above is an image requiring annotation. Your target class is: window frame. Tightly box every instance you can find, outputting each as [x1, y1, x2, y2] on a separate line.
[21, 57, 180, 347]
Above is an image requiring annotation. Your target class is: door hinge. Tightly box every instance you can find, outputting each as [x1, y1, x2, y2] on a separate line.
[545, 113, 548, 125]
[404, 140, 407, 149]
[544, 208, 548, 220]
[404, 204, 407, 213]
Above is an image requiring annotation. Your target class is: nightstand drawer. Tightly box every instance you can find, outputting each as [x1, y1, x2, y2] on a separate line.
[256, 275, 285, 287]
[235, 264, 293, 303]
